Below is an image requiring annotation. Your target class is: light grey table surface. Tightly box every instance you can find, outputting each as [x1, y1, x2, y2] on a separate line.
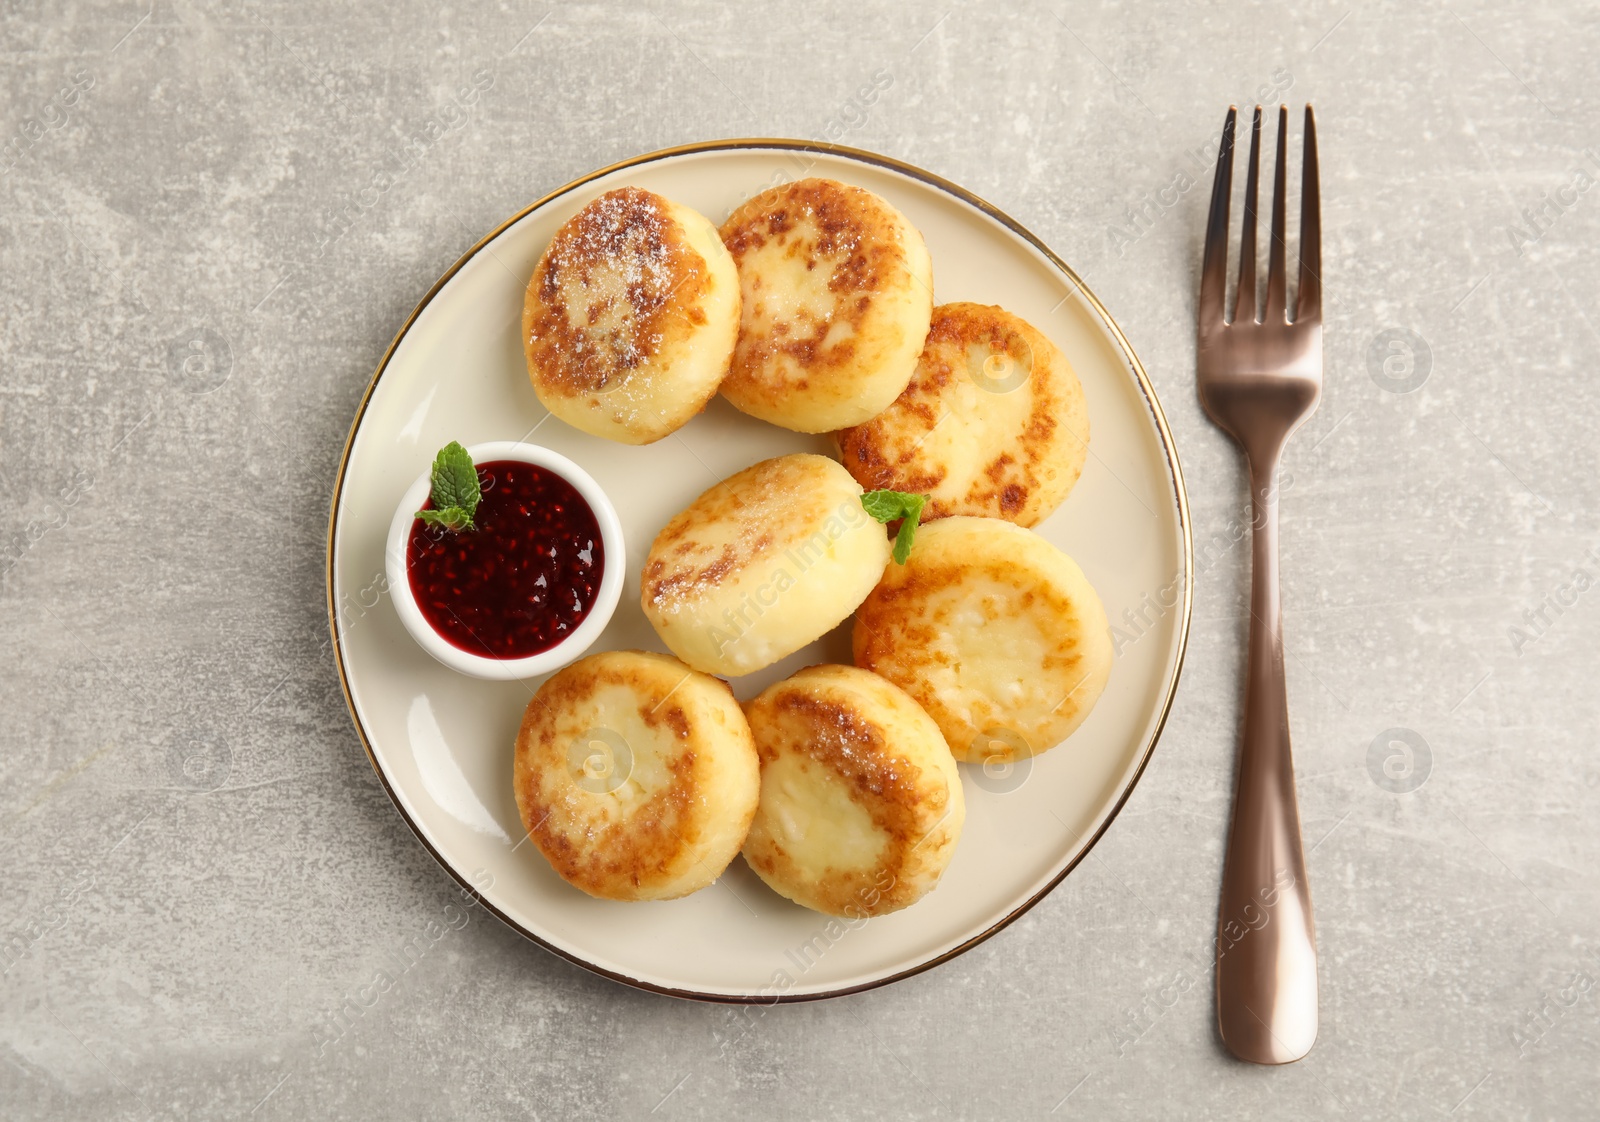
[4, 2, 1597, 1119]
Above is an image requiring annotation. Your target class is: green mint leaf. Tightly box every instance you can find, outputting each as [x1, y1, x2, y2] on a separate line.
[414, 442, 481, 534]
[860, 489, 908, 523]
[429, 442, 481, 519]
[860, 489, 926, 565]
[892, 516, 919, 565]
[415, 506, 476, 533]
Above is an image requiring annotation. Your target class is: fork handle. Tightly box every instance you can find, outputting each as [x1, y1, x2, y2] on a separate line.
[1216, 449, 1318, 1064]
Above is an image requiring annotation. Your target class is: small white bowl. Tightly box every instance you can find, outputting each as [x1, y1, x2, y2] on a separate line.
[385, 441, 624, 680]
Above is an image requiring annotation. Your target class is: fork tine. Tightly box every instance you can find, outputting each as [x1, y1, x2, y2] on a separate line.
[1237, 107, 1263, 324]
[1296, 105, 1321, 322]
[1264, 105, 1289, 321]
[1198, 106, 1236, 329]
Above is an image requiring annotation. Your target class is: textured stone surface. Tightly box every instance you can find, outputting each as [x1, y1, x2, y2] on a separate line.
[3, 2, 1598, 1118]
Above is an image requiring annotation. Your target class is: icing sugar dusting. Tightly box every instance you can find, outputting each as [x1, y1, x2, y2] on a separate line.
[527, 187, 685, 389]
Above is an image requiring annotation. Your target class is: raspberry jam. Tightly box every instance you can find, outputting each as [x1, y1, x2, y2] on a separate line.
[406, 460, 603, 659]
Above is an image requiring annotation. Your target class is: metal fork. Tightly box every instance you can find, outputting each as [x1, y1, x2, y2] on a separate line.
[1198, 104, 1322, 1065]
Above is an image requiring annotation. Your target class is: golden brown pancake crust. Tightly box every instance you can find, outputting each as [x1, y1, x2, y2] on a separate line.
[719, 178, 913, 404]
[514, 658, 694, 894]
[837, 303, 1087, 527]
[640, 453, 823, 613]
[741, 665, 959, 915]
[850, 518, 1111, 760]
[523, 187, 709, 398]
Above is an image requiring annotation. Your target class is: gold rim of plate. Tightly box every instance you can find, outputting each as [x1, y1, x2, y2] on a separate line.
[323, 138, 1195, 1004]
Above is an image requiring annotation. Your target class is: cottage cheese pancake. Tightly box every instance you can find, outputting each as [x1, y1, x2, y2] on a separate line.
[523, 187, 739, 444]
[719, 178, 933, 433]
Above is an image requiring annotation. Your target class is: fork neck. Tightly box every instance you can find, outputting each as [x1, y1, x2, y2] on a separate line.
[1246, 444, 1287, 640]
[1245, 441, 1286, 499]
[1228, 416, 1289, 484]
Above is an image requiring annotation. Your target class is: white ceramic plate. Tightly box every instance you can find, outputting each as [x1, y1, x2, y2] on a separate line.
[327, 141, 1192, 1002]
